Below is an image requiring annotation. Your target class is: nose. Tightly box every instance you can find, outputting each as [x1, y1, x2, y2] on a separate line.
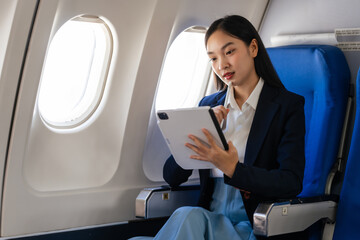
[217, 57, 229, 70]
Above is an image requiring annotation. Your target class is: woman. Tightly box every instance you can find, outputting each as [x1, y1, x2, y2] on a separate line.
[132, 15, 305, 240]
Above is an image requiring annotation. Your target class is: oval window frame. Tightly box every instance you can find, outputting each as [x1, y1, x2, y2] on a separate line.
[37, 15, 113, 129]
[155, 26, 212, 111]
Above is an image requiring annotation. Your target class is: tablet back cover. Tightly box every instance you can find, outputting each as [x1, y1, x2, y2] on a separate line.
[157, 106, 227, 169]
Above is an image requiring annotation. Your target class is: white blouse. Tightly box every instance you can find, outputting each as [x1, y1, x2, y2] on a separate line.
[211, 78, 264, 177]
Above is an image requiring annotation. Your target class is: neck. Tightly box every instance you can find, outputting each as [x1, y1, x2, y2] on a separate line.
[233, 75, 259, 107]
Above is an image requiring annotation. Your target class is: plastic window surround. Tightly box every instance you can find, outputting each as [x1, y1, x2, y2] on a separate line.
[37, 16, 113, 129]
[142, 26, 214, 182]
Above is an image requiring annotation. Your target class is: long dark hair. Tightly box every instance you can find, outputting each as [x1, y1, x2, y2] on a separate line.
[205, 15, 284, 91]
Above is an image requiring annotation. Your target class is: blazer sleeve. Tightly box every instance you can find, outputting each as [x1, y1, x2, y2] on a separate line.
[163, 155, 193, 188]
[224, 96, 305, 199]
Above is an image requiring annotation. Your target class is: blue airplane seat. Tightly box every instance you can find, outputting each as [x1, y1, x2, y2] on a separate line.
[332, 67, 360, 240]
[267, 45, 350, 198]
[251, 45, 350, 238]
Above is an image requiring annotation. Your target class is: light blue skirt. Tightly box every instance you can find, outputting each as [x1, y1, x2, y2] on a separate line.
[130, 178, 256, 240]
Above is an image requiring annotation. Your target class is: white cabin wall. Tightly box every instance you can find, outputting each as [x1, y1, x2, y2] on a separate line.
[0, 0, 18, 201]
[2, 0, 164, 236]
[0, 1, 16, 74]
[170, 0, 268, 44]
[260, 0, 360, 45]
[1, 0, 270, 237]
[260, 0, 360, 83]
[0, 0, 38, 213]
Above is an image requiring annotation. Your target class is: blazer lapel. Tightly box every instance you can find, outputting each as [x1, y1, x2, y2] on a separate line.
[245, 84, 279, 166]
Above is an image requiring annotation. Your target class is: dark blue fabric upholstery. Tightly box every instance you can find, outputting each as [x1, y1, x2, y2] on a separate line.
[333, 68, 360, 240]
[267, 45, 350, 198]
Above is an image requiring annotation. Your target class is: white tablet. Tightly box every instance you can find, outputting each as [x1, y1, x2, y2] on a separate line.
[157, 106, 228, 169]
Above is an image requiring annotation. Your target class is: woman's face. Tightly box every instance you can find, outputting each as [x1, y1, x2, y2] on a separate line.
[206, 30, 258, 87]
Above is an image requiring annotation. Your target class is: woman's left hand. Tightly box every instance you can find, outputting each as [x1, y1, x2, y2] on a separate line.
[185, 128, 238, 178]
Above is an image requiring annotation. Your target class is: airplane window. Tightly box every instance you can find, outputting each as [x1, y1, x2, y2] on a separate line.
[38, 16, 112, 128]
[155, 26, 211, 110]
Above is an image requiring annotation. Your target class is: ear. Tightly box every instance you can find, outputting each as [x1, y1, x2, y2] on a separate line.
[249, 39, 258, 58]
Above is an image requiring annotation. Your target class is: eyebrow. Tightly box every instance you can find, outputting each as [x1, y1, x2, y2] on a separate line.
[207, 42, 235, 55]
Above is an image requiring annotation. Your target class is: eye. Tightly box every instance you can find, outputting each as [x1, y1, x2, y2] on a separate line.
[226, 49, 235, 55]
[209, 57, 217, 62]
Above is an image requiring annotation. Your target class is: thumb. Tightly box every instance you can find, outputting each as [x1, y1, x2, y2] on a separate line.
[227, 140, 235, 150]
[224, 108, 230, 118]
[227, 141, 237, 153]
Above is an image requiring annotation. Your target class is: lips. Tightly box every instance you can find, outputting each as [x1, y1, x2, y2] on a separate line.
[223, 72, 234, 80]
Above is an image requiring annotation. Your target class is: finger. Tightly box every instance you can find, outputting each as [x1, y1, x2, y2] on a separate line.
[189, 155, 209, 161]
[226, 108, 230, 115]
[222, 107, 230, 119]
[218, 106, 228, 119]
[186, 142, 209, 161]
[188, 134, 209, 150]
[213, 106, 227, 121]
[228, 140, 237, 150]
[185, 142, 200, 153]
[201, 128, 217, 147]
[228, 141, 235, 151]
[186, 138, 208, 155]
[213, 110, 223, 124]
[227, 141, 238, 155]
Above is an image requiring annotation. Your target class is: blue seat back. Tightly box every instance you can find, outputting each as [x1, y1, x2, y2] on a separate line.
[333, 68, 360, 240]
[267, 45, 350, 197]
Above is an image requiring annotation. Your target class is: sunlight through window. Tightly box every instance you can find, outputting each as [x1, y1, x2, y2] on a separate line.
[38, 16, 112, 128]
[155, 27, 211, 110]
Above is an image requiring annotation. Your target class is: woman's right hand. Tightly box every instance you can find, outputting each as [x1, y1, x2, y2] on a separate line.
[212, 105, 230, 125]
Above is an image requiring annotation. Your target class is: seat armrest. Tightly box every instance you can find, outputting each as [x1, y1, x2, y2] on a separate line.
[253, 195, 338, 237]
[136, 185, 200, 219]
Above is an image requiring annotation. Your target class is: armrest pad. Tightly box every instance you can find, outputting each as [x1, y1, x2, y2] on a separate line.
[136, 185, 200, 219]
[287, 194, 339, 204]
[253, 195, 338, 236]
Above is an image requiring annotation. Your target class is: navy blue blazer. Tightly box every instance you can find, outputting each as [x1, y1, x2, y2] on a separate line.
[163, 83, 305, 226]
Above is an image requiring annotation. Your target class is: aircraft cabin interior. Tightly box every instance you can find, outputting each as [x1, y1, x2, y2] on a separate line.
[0, 0, 359, 239]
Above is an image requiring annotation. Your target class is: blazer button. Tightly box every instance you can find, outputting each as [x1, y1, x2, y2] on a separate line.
[243, 191, 251, 200]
